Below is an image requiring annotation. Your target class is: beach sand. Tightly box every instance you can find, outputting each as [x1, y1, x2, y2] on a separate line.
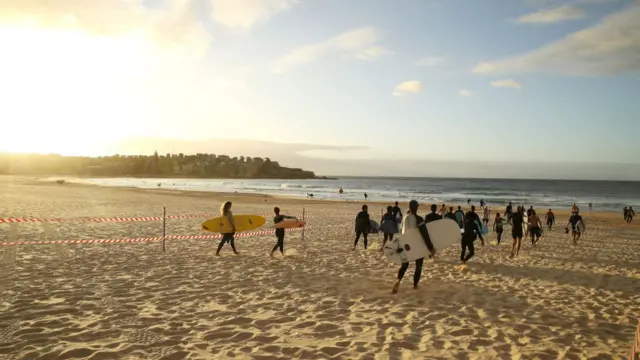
[1, 176, 639, 359]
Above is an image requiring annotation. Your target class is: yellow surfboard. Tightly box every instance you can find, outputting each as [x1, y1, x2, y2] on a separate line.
[201, 215, 266, 233]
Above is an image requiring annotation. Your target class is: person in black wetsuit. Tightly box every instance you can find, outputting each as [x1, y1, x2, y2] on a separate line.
[465, 205, 482, 230]
[216, 201, 239, 256]
[392, 201, 402, 225]
[566, 210, 584, 245]
[509, 207, 525, 258]
[492, 213, 505, 245]
[624, 207, 629, 222]
[505, 202, 513, 223]
[380, 206, 399, 250]
[444, 207, 457, 222]
[271, 207, 297, 257]
[425, 204, 442, 223]
[545, 209, 555, 230]
[353, 205, 371, 250]
[627, 207, 635, 223]
[459, 211, 485, 269]
[392, 200, 435, 294]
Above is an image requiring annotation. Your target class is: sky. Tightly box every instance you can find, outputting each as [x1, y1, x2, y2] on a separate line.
[0, 0, 639, 179]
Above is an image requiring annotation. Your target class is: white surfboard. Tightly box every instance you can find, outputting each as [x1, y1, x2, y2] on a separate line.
[383, 219, 461, 264]
[575, 220, 585, 232]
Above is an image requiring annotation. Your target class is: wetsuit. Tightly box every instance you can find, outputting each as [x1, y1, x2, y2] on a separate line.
[569, 214, 583, 233]
[272, 214, 295, 255]
[505, 204, 513, 222]
[425, 211, 442, 223]
[511, 211, 524, 239]
[216, 210, 238, 254]
[444, 211, 457, 222]
[380, 212, 398, 244]
[461, 218, 484, 263]
[465, 211, 481, 233]
[397, 213, 434, 287]
[545, 212, 555, 229]
[354, 211, 370, 249]
[494, 217, 505, 244]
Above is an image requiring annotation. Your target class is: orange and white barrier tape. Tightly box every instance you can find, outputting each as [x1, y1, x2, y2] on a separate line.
[632, 325, 638, 360]
[0, 227, 305, 246]
[0, 211, 336, 224]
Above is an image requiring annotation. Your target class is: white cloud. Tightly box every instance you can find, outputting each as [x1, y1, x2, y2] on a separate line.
[516, 5, 586, 24]
[210, 0, 298, 30]
[392, 80, 424, 96]
[272, 27, 387, 73]
[415, 56, 446, 67]
[474, 6, 640, 76]
[355, 46, 394, 61]
[491, 79, 522, 89]
[458, 89, 472, 97]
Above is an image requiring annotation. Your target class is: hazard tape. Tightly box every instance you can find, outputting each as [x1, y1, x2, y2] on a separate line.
[0, 227, 306, 246]
[631, 318, 640, 360]
[0, 211, 335, 224]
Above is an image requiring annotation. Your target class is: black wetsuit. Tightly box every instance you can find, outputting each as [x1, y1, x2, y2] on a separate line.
[272, 214, 294, 254]
[354, 211, 370, 249]
[425, 212, 442, 223]
[505, 205, 513, 221]
[461, 218, 484, 263]
[569, 214, 583, 232]
[495, 218, 504, 244]
[392, 206, 402, 224]
[511, 212, 524, 239]
[444, 212, 457, 222]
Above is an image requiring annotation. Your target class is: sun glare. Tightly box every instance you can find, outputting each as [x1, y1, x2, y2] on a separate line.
[0, 24, 157, 155]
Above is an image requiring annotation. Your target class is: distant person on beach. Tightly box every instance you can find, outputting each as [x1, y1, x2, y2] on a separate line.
[509, 207, 525, 258]
[444, 207, 457, 222]
[572, 203, 579, 213]
[364, 193, 368, 201]
[545, 209, 555, 230]
[588, 202, 592, 212]
[216, 201, 239, 256]
[627, 206, 635, 223]
[271, 207, 297, 257]
[467, 198, 471, 205]
[480, 199, 485, 208]
[438, 204, 446, 217]
[566, 210, 584, 245]
[425, 204, 442, 223]
[353, 205, 371, 250]
[527, 206, 535, 218]
[339, 187, 344, 195]
[528, 212, 542, 247]
[454, 206, 465, 229]
[459, 207, 485, 270]
[380, 206, 399, 250]
[624, 206, 629, 222]
[392, 201, 402, 224]
[392, 200, 435, 294]
[482, 206, 490, 227]
[492, 213, 505, 245]
[505, 202, 513, 223]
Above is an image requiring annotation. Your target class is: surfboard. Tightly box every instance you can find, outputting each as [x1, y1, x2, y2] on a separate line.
[272, 219, 306, 229]
[475, 220, 489, 235]
[383, 218, 461, 264]
[575, 220, 585, 232]
[202, 215, 266, 233]
[369, 220, 380, 234]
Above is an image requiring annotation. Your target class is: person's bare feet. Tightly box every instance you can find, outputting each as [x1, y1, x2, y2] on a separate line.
[234, 252, 240, 255]
[413, 284, 419, 290]
[391, 281, 400, 294]
[215, 253, 220, 257]
[269, 252, 274, 257]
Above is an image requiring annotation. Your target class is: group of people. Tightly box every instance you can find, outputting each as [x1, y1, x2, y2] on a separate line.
[623, 206, 635, 223]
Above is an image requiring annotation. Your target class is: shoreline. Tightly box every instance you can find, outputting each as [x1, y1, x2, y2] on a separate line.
[17, 176, 633, 220]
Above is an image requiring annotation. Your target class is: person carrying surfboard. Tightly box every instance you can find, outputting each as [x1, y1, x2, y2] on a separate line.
[271, 207, 298, 257]
[454, 206, 465, 229]
[215, 201, 239, 256]
[353, 205, 371, 250]
[459, 210, 485, 270]
[545, 209, 555, 230]
[565, 210, 585, 245]
[380, 206, 399, 250]
[392, 201, 402, 226]
[392, 200, 435, 294]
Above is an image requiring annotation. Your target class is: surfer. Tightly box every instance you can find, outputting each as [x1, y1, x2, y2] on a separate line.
[444, 207, 457, 222]
[480, 199, 485, 208]
[353, 205, 371, 250]
[454, 206, 465, 229]
[392, 201, 402, 225]
[527, 206, 535, 218]
[380, 206, 399, 250]
[392, 200, 435, 294]
[425, 204, 442, 223]
[572, 203, 579, 213]
[509, 207, 525, 258]
[271, 207, 297, 257]
[624, 206, 629, 222]
[627, 206, 635, 223]
[482, 206, 490, 227]
[215, 201, 239, 256]
[566, 210, 584, 245]
[505, 202, 513, 224]
[545, 209, 555, 230]
[492, 213, 505, 245]
[339, 187, 344, 195]
[465, 206, 482, 230]
[364, 193, 368, 201]
[528, 212, 542, 247]
[459, 211, 485, 269]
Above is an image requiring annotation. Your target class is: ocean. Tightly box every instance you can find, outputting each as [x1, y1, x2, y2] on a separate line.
[63, 177, 639, 213]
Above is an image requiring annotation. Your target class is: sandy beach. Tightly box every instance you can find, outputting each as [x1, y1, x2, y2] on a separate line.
[1, 175, 639, 359]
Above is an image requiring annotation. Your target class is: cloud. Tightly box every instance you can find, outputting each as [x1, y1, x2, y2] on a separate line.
[392, 80, 424, 96]
[210, 0, 298, 30]
[473, 6, 640, 76]
[355, 46, 394, 61]
[517, 5, 586, 24]
[490, 79, 522, 89]
[415, 56, 446, 67]
[458, 89, 472, 97]
[272, 27, 388, 73]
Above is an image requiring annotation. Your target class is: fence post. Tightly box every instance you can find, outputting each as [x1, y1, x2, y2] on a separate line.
[302, 206, 305, 241]
[162, 207, 166, 253]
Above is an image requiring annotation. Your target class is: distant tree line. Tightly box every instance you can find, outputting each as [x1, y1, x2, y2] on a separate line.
[0, 152, 317, 179]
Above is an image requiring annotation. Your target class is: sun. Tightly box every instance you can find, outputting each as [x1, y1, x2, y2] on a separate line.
[0, 24, 152, 156]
